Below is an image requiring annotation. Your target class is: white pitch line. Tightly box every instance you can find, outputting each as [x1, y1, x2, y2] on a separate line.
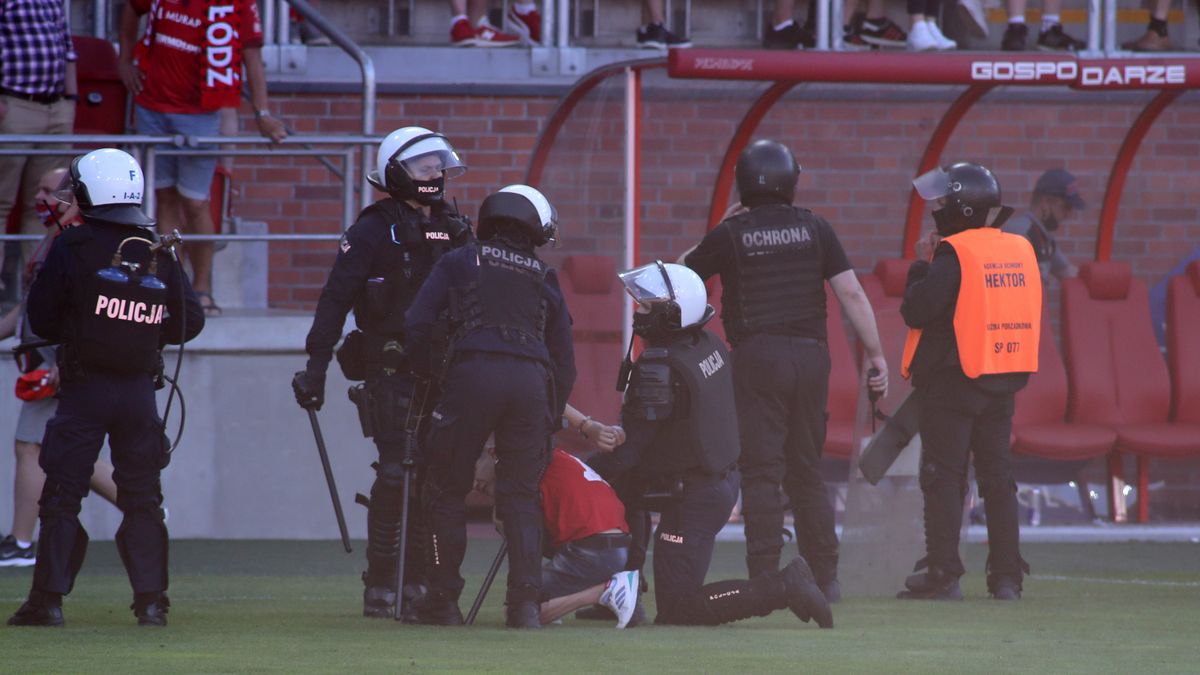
[1032, 574, 1200, 588]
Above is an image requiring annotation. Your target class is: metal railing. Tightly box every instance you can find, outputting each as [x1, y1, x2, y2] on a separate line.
[0, 133, 381, 242]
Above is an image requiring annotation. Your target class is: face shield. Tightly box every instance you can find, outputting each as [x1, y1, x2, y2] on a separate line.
[618, 261, 675, 310]
[51, 170, 76, 207]
[912, 166, 956, 201]
[396, 135, 466, 181]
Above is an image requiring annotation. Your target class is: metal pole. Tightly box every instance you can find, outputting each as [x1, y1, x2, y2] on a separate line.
[1103, 0, 1117, 54]
[93, 0, 108, 38]
[622, 66, 638, 351]
[465, 542, 507, 625]
[264, 0, 276, 47]
[1087, 0, 1101, 53]
[343, 148, 356, 230]
[558, 0, 570, 47]
[277, 0, 290, 45]
[816, 0, 830, 50]
[144, 146, 156, 220]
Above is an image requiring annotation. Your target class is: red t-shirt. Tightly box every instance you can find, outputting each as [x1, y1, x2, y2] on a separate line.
[131, 0, 263, 114]
[540, 449, 628, 548]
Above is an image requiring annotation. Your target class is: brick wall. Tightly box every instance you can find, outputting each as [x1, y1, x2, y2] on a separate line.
[230, 86, 1200, 309]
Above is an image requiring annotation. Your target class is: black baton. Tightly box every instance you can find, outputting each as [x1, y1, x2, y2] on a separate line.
[306, 409, 353, 553]
[466, 541, 507, 626]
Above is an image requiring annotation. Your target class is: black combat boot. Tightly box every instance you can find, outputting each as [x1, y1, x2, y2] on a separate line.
[897, 565, 963, 600]
[989, 577, 1022, 600]
[363, 585, 397, 619]
[132, 592, 170, 626]
[820, 579, 842, 604]
[412, 589, 464, 626]
[505, 600, 541, 629]
[7, 591, 64, 627]
[777, 557, 834, 628]
[746, 553, 780, 579]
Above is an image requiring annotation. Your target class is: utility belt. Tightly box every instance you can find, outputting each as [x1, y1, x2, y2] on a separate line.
[737, 333, 826, 349]
[572, 532, 632, 550]
[336, 330, 407, 381]
[54, 343, 164, 385]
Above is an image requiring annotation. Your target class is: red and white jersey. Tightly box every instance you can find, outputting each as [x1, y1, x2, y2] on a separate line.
[131, 0, 264, 113]
[540, 449, 628, 548]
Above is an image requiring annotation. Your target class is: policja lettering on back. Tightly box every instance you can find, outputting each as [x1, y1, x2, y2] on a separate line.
[94, 295, 165, 324]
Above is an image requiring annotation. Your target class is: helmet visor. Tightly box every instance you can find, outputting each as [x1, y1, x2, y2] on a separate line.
[618, 261, 674, 308]
[51, 170, 75, 206]
[397, 136, 466, 180]
[912, 166, 954, 201]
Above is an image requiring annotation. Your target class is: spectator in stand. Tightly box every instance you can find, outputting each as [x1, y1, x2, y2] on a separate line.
[844, 0, 910, 48]
[636, 0, 692, 48]
[907, 0, 957, 50]
[450, 0, 522, 47]
[1000, 0, 1086, 50]
[0, 0, 78, 269]
[1000, 168, 1084, 283]
[0, 168, 118, 569]
[118, 0, 288, 317]
[1122, 0, 1174, 51]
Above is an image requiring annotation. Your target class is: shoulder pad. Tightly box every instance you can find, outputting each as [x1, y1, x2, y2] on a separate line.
[60, 224, 94, 246]
[626, 359, 674, 422]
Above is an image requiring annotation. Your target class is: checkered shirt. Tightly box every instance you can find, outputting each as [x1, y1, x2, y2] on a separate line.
[0, 0, 77, 96]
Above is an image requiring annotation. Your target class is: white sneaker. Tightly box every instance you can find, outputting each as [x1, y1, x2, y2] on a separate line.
[926, 20, 958, 50]
[598, 570, 639, 629]
[907, 20, 938, 51]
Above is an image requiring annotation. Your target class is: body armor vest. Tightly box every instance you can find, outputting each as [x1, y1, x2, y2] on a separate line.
[722, 206, 826, 344]
[354, 199, 457, 337]
[634, 329, 740, 477]
[71, 244, 167, 374]
[456, 242, 548, 345]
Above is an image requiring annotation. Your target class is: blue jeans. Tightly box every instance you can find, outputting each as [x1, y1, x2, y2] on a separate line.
[134, 105, 220, 201]
[540, 542, 628, 602]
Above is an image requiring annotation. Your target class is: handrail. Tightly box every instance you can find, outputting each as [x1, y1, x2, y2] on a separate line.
[280, 0, 376, 212]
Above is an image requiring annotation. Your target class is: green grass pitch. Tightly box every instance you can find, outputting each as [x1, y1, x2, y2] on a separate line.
[2, 539, 1197, 673]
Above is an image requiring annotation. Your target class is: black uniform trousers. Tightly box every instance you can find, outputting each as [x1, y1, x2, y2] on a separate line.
[424, 352, 551, 604]
[733, 334, 838, 584]
[34, 371, 168, 596]
[652, 471, 738, 625]
[360, 370, 432, 591]
[915, 369, 1023, 587]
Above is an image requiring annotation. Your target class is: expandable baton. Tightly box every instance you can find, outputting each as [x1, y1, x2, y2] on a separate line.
[466, 541, 507, 626]
[306, 409, 353, 553]
[395, 376, 433, 622]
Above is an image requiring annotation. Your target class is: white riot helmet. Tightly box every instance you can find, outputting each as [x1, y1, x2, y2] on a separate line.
[56, 148, 154, 227]
[477, 184, 558, 247]
[619, 261, 713, 336]
[367, 126, 466, 205]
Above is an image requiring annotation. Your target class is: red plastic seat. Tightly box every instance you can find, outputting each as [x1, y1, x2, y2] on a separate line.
[71, 36, 126, 136]
[1012, 303, 1116, 462]
[557, 255, 624, 452]
[1062, 261, 1200, 521]
[1167, 260, 1200, 425]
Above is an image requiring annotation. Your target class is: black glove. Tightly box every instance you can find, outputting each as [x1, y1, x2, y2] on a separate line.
[441, 210, 474, 246]
[292, 369, 326, 411]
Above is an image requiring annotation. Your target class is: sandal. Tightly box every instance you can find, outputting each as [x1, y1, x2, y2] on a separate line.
[196, 291, 222, 317]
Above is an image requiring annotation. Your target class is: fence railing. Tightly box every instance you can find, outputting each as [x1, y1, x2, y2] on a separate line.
[0, 133, 381, 241]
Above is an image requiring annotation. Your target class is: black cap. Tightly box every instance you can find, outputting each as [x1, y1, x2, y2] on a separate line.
[1034, 169, 1086, 210]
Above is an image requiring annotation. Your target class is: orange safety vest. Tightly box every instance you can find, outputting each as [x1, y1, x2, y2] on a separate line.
[901, 228, 1042, 380]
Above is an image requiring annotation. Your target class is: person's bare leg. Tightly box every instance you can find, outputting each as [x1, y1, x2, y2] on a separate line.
[865, 0, 885, 17]
[773, 0, 796, 24]
[180, 195, 216, 298]
[467, 0, 487, 24]
[1006, 0, 1027, 21]
[12, 441, 45, 542]
[89, 460, 119, 507]
[539, 583, 606, 624]
[644, 0, 666, 25]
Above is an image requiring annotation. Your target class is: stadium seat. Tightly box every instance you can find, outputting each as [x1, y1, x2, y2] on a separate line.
[1167, 260, 1200, 425]
[71, 36, 126, 136]
[558, 254, 625, 453]
[1062, 261, 1200, 522]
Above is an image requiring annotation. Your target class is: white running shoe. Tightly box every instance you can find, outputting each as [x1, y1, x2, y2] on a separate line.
[907, 20, 939, 51]
[598, 570, 639, 629]
[926, 20, 958, 50]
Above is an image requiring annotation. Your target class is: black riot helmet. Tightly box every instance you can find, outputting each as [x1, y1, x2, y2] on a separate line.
[476, 185, 558, 248]
[913, 162, 1012, 236]
[735, 139, 800, 208]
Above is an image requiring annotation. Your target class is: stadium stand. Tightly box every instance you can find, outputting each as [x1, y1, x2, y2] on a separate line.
[1062, 261, 1200, 522]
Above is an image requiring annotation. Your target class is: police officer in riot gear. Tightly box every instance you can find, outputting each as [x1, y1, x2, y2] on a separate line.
[7, 149, 205, 627]
[405, 185, 575, 629]
[681, 139, 888, 601]
[899, 162, 1040, 601]
[292, 126, 474, 620]
[590, 262, 831, 628]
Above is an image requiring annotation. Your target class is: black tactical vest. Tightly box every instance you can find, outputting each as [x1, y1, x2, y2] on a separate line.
[456, 242, 549, 345]
[722, 206, 826, 344]
[354, 199, 457, 336]
[634, 329, 740, 477]
[71, 244, 167, 374]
